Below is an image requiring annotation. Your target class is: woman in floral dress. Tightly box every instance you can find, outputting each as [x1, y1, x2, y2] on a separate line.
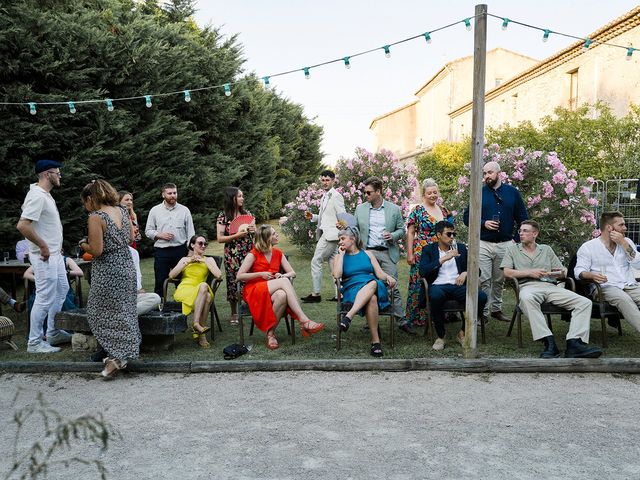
[400, 178, 453, 333]
[216, 187, 255, 325]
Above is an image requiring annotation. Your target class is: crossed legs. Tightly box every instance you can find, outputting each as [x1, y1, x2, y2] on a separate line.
[192, 282, 212, 333]
[345, 281, 380, 344]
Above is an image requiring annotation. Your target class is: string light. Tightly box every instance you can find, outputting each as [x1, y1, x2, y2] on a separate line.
[423, 32, 432, 44]
[28, 102, 36, 115]
[583, 38, 592, 50]
[68, 101, 76, 114]
[303, 67, 310, 79]
[627, 47, 635, 60]
[262, 76, 270, 87]
[183, 90, 191, 102]
[145, 95, 152, 108]
[223, 83, 231, 96]
[501, 18, 509, 30]
[464, 18, 472, 31]
[105, 99, 114, 111]
[343, 56, 351, 69]
[542, 29, 550, 42]
[383, 45, 391, 58]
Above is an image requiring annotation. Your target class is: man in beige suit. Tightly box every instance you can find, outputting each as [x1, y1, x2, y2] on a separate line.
[302, 170, 345, 303]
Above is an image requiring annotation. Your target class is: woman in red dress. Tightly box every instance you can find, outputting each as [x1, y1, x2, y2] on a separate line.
[237, 225, 325, 350]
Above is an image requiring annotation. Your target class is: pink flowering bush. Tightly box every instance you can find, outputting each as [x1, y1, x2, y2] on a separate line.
[281, 148, 417, 255]
[451, 144, 599, 261]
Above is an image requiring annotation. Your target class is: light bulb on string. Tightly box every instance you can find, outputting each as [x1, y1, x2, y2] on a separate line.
[303, 67, 310, 79]
[583, 39, 592, 50]
[542, 29, 550, 42]
[183, 90, 191, 102]
[262, 76, 270, 87]
[343, 57, 351, 69]
[28, 102, 36, 115]
[224, 83, 231, 96]
[627, 47, 635, 61]
[68, 102, 76, 114]
[105, 99, 114, 111]
[501, 18, 509, 30]
[464, 18, 472, 31]
[383, 45, 391, 58]
[145, 95, 152, 108]
[423, 32, 431, 44]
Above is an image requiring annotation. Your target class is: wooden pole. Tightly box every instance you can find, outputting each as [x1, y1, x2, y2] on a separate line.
[463, 4, 487, 358]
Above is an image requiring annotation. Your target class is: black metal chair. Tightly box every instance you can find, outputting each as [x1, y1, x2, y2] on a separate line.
[506, 277, 580, 348]
[422, 278, 486, 344]
[335, 278, 395, 351]
[162, 255, 223, 341]
[567, 254, 623, 348]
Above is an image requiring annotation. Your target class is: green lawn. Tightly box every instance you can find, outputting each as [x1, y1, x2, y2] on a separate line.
[2, 221, 640, 361]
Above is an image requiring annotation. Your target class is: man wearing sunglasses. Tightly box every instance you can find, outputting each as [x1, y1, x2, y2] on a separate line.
[463, 161, 528, 323]
[354, 176, 406, 322]
[420, 221, 487, 350]
[501, 220, 602, 358]
[17, 160, 72, 353]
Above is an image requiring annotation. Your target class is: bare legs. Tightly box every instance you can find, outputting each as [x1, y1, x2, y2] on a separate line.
[192, 283, 212, 348]
[345, 281, 380, 344]
[267, 278, 311, 322]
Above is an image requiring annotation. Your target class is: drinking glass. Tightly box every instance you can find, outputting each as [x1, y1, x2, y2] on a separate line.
[73, 246, 80, 259]
[158, 300, 164, 313]
[3, 252, 9, 264]
[492, 214, 501, 224]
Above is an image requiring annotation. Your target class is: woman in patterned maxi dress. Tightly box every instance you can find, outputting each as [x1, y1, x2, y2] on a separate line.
[216, 187, 255, 325]
[401, 178, 453, 333]
[80, 180, 140, 379]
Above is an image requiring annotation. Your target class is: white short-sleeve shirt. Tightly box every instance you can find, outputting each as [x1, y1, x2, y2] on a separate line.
[20, 184, 63, 255]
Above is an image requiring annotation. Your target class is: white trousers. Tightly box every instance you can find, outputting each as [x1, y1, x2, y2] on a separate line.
[479, 240, 512, 315]
[519, 282, 592, 342]
[601, 284, 640, 332]
[310, 235, 338, 294]
[137, 292, 161, 315]
[28, 253, 69, 345]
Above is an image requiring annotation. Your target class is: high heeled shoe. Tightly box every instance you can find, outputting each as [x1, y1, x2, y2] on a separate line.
[266, 332, 279, 350]
[101, 358, 123, 379]
[193, 325, 211, 336]
[198, 335, 211, 349]
[299, 319, 325, 338]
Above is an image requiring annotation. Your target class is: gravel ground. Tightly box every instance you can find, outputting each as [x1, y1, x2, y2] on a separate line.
[1, 371, 640, 479]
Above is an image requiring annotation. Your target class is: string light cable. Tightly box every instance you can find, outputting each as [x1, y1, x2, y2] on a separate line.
[0, 15, 478, 113]
[489, 13, 637, 57]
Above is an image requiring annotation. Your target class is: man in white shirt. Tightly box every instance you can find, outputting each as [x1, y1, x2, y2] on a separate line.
[302, 170, 345, 303]
[145, 183, 195, 297]
[574, 211, 640, 332]
[16, 160, 71, 353]
[129, 247, 161, 315]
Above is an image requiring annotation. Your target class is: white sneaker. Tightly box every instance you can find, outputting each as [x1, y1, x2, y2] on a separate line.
[27, 341, 61, 353]
[432, 338, 446, 351]
[47, 330, 72, 346]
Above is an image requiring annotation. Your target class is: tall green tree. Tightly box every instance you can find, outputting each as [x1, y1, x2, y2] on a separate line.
[0, 0, 322, 254]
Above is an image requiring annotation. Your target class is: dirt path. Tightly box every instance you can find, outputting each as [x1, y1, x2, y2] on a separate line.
[2, 371, 639, 479]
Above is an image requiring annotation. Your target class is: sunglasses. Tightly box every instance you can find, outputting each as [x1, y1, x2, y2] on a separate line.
[363, 190, 375, 196]
[195, 241, 208, 247]
[492, 191, 503, 205]
[444, 232, 456, 237]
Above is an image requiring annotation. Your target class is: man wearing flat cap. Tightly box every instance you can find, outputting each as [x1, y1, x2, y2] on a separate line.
[17, 160, 72, 353]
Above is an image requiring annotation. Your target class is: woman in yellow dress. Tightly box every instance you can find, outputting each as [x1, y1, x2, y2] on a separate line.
[169, 234, 222, 348]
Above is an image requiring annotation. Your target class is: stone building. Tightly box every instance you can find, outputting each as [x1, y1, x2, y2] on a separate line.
[371, 6, 640, 165]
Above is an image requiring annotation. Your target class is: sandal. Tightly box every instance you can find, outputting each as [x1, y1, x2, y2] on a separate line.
[193, 325, 211, 336]
[339, 314, 352, 333]
[198, 336, 211, 349]
[266, 332, 279, 350]
[229, 314, 239, 325]
[299, 319, 325, 337]
[101, 358, 123, 379]
[370, 343, 383, 358]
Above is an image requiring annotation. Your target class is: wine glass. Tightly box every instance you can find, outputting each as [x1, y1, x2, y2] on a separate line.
[3, 252, 9, 264]
[73, 246, 81, 259]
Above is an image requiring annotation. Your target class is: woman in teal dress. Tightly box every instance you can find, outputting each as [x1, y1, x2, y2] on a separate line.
[401, 178, 453, 333]
[333, 226, 396, 357]
[169, 234, 222, 348]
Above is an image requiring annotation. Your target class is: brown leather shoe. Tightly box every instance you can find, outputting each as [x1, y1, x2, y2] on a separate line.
[490, 311, 511, 322]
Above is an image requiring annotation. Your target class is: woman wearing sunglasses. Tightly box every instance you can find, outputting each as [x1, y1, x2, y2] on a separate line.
[169, 234, 222, 348]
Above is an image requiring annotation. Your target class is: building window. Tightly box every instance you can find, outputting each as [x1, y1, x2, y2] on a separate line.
[568, 69, 579, 110]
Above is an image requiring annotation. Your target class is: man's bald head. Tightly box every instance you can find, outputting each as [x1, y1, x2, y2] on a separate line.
[483, 161, 501, 188]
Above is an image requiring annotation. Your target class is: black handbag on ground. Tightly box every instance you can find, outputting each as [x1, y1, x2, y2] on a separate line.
[223, 343, 248, 360]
